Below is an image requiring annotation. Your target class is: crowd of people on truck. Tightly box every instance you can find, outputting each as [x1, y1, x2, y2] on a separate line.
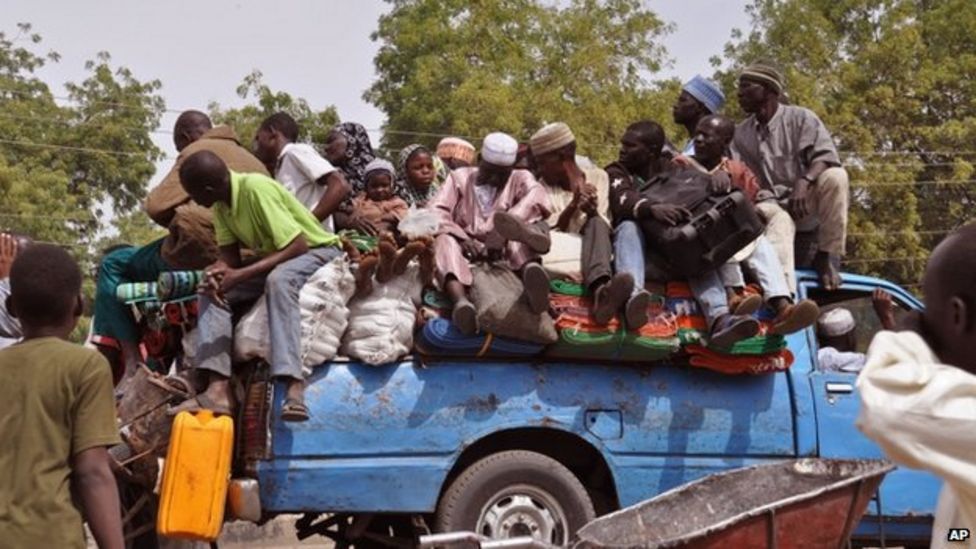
[1, 62, 975, 549]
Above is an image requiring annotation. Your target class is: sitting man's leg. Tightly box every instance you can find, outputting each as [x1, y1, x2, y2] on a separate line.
[742, 236, 820, 334]
[265, 246, 343, 422]
[582, 216, 644, 327]
[688, 269, 760, 348]
[811, 167, 849, 290]
[435, 233, 478, 335]
[755, 200, 797, 294]
[493, 212, 552, 315]
[171, 276, 267, 416]
[612, 220, 652, 328]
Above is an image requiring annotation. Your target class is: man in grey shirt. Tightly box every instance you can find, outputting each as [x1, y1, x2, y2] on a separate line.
[732, 63, 849, 291]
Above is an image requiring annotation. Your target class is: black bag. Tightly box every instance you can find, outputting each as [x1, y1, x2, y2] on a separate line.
[640, 169, 765, 278]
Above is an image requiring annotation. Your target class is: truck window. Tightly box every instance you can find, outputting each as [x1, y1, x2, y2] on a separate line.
[806, 288, 909, 353]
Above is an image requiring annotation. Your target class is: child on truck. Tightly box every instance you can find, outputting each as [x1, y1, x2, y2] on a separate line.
[857, 222, 976, 542]
[0, 244, 124, 549]
[170, 150, 344, 422]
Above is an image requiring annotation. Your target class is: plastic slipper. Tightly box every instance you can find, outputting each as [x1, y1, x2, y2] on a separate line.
[281, 398, 310, 422]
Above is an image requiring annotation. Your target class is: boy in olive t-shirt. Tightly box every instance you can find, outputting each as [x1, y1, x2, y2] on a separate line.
[0, 244, 123, 549]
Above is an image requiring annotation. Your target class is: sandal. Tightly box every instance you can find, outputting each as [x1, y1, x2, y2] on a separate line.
[167, 392, 233, 417]
[281, 398, 310, 422]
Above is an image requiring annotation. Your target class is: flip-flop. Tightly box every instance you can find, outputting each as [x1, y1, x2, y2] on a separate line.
[593, 273, 634, 325]
[167, 392, 233, 417]
[709, 315, 760, 349]
[281, 398, 310, 422]
[731, 293, 764, 316]
[624, 290, 651, 330]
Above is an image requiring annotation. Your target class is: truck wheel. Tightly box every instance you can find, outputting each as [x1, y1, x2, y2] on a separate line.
[436, 450, 595, 545]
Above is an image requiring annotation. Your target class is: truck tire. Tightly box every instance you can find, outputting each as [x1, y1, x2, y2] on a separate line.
[435, 450, 595, 545]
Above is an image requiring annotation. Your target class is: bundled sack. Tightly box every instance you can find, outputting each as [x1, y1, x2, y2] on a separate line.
[341, 263, 423, 365]
[416, 317, 544, 358]
[469, 264, 558, 345]
[233, 298, 270, 362]
[640, 168, 764, 277]
[300, 257, 356, 368]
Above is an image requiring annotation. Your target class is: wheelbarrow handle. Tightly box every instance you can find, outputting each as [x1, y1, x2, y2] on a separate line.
[418, 532, 557, 549]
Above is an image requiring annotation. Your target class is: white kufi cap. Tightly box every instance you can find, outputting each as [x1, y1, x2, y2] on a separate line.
[817, 307, 856, 337]
[481, 132, 518, 167]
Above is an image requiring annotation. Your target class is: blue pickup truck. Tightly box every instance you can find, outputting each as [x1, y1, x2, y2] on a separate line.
[210, 269, 938, 548]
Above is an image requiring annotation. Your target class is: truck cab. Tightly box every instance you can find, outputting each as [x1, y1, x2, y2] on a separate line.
[233, 271, 937, 547]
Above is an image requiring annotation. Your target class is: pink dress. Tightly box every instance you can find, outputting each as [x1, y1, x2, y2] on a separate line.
[429, 167, 551, 286]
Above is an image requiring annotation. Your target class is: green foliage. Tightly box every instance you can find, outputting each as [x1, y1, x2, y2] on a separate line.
[716, 0, 976, 290]
[0, 23, 164, 266]
[209, 70, 340, 149]
[365, 0, 677, 165]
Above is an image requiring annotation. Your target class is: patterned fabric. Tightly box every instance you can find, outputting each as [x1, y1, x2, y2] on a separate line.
[156, 270, 204, 300]
[396, 144, 443, 207]
[333, 122, 376, 195]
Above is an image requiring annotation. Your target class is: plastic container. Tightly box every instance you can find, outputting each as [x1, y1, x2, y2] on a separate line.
[157, 410, 234, 541]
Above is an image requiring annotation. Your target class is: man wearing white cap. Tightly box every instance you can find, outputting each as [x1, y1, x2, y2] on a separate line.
[520, 122, 651, 329]
[672, 74, 726, 156]
[429, 132, 552, 335]
[816, 289, 896, 372]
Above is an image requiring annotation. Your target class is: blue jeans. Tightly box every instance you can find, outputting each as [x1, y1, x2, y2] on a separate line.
[613, 220, 728, 325]
[195, 246, 340, 381]
[718, 236, 790, 301]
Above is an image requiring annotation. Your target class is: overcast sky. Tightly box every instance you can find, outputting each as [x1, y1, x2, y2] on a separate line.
[5, 0, 751, 183]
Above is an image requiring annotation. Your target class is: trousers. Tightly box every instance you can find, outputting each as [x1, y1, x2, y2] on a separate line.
[195, 246, 340, 380]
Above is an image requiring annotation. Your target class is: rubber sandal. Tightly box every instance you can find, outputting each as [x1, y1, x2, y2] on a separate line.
[521, 263, 550, 314]
[709, 314, 760, 349]
[452, 299, 478, 336]
[281, 398, 310, 422]
[593, 273, 634, 325]
[624, 290, 651, 330]
[493, 211, 551, 254]
[731, 293, 764, 316]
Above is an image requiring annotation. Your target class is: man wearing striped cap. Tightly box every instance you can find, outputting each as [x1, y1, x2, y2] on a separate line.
[672, 74, 726, 156]
[732, 62, 850, 291]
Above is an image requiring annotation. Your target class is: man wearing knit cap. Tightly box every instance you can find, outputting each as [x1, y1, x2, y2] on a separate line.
[672, 74, 726, 156]
[732, 62, 850, 291]
[522, 122, 651, 329]
[436, 137, 477, 170]
[429, 132, 552, 336]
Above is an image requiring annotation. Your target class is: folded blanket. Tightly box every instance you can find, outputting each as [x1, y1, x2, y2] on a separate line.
[686, 345, 794, 375]
[157, 270, 204, 300]
[417, 317, 544, 358]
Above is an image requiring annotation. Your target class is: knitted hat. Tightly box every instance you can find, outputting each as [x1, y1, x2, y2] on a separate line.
[739, 63, 784, 94]
[364, 158, 396, 181]
[682, 75, 725, 114]
[529, 122, 576, 156]
[817, 308, 856, 337]
[436, 137, 476, 165]
[481, 132, 519, 167]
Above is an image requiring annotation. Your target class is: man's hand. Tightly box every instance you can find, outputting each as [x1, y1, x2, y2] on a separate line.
[872, 288, 897, 330]
[460, 238, 482, 260]
[579, 184, 599, 217]
[0, 233, 17, 279]
[709, 171, 733, 194]
[789, 178, 812, 218]
[649, 204, 692, 226]
[350, 215, 380, 237]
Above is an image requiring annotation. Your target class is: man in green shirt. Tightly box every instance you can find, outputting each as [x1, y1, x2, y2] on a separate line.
[0, 244, 124, 548]
[171, 150, 342, 422]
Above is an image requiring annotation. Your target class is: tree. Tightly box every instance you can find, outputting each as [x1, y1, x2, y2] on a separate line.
[365, 0, 677, 165]
[716, 0, 976, 289]
[209, 70, 340, 151]
[0, 23, 165, 251]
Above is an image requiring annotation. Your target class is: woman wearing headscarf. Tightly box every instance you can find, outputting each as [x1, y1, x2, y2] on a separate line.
[325, 122, 378, 233]
[396, 143, 445, 208]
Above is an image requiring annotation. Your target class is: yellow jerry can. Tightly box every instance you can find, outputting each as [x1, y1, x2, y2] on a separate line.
[157, 409, 234, 541]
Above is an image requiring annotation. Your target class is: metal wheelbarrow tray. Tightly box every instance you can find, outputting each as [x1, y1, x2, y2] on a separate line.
[575, 458, 895, 549]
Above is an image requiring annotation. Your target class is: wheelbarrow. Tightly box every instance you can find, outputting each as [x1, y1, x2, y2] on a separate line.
[420, 458, 894, 549]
